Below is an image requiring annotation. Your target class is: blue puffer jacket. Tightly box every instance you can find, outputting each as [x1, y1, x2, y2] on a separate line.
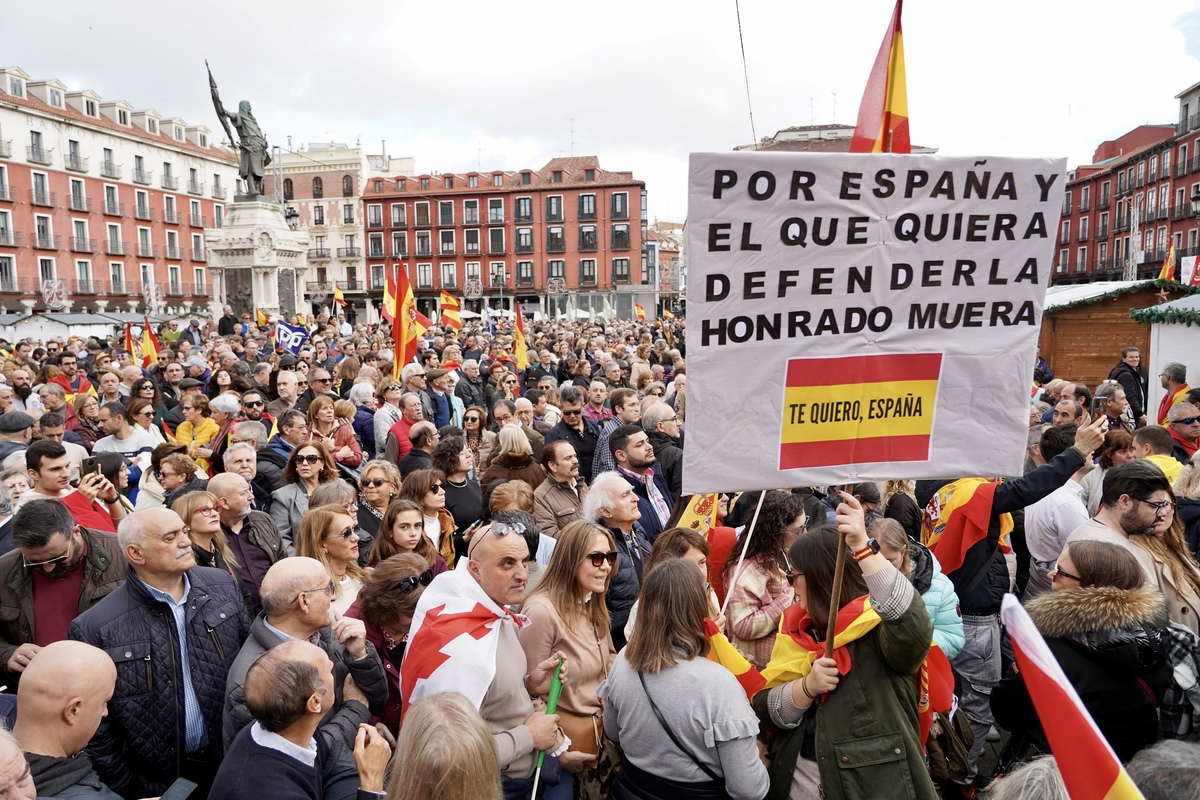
[908, 541, 965, 659]
[604, 522, 651, 651]
[69, 565, 250, 799]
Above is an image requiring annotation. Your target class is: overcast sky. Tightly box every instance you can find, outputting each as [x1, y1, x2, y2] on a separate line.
[4, 0, 1199, 222]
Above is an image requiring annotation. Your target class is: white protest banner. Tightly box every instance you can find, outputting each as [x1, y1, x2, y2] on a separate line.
[683, 153, 1066, 493]
[1183, 255, 1197, 286]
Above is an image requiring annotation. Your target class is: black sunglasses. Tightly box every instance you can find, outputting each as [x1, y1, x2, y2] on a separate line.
[296, 454, 322, 464]
[243, 400, 264, 408]
[362, 478, 389, 488]
[585, 551, 618, 568]
[395, 568, 434, 594]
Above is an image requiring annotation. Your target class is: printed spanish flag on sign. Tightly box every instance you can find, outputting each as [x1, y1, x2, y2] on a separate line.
[780, 352, 941, 470]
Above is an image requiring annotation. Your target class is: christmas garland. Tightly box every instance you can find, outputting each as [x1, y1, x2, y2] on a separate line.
[1129, 286, 1200, 327]
[1046, 280, 1200, 313]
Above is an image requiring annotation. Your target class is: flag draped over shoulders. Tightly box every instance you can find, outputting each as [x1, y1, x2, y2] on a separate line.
[921, 478, 1011, 575]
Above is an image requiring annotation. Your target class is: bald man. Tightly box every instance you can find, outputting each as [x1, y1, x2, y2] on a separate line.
[207, 472, 286, 616]
[13, 640, 121, 800]
[223, 557, 386, 751]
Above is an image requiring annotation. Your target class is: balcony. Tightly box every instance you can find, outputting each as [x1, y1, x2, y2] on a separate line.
[164, 245, 183, 260]
[578, 272, 597, 286]
[464, 214, 480, 226]
[1099, 193, 1111, 207]
[414, 215, 430, 227]
[308, 248, 331, 260]
[71, 237, 95, 253]
[190, 214, 206, 228]
[1077, 230, 1089, 243]
[65, 154, 88, 173]
[100, 161, 121, 179]
[394, 248, 409, 258]
[487, 243, 506, 255]
[1116, 182, 1131, 198]
[612, 233, 632, 250]
[106, 280, 139, 296]
[105, 240, 128, 256]
[163, 209, 180, 224]
[336, 247, 361, 258]
[488, 274, 506, 288]
[135, 205, 155, 221]
[0, 278, 31, 293]
[440, 246, 458, 257]
[1061, 203, 1071, 216]
[212, 185, 226, 200]
[166, 282, 186, 296]
[26, 146, 52, 165]
[0, 231, 20, 248]
[34, 234, 62, 250]
[579, 238, 598, 253]
[189, 247, 206, 262]
[370, 276, 387, 291]
[1170, 204, 1189, 221]
[579, 210, 597, 222]
[187, 181, 204, 195]
[1177, 113, 1200, 136]
[137, 243, 157, 258]
[0, 140, 10, 159]
[72, 278, 99, 295]
[1094, 226, 1109, 241]
[69, 195, 93, 213]
[1078, 199, 1090, 212]
[192, 283, 209, 296]
[342, 281, 365, 291]
[103, 200, 125, 216]
[612, 207, 629, 221]
[1058, 233, 1071, 245]
[516, 274, 534, 287]
[31, 189, 57, 208]
[160, 175, 179, 191]
[132, 168, 152, 185]
[367, 217, 385, 229]
[415, 246, 432, 257]
[367, 247, 386, 259]
[0, 184, 9, 202]
[514, 212, 533, 224]
[487, 215, 506, 225]
[514, 242, 534, 254]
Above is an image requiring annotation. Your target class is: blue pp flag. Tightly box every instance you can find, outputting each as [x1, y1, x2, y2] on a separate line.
[274, 321, 309, 354]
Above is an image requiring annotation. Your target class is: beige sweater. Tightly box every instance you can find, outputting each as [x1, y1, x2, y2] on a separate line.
[517, 593, 616, 717]
[480, 622, 538, 778]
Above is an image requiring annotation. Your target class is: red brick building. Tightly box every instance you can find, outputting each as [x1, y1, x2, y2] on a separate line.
[364, 156, 649, 319]
[1056, 81, 1200, 285]
[0, 66, 238, 316]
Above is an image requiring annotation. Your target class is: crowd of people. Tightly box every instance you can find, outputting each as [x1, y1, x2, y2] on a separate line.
[0, 306, 1198, 800]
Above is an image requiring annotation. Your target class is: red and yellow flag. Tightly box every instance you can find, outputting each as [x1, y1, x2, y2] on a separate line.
[382, 271, 398, 324]
[440, 290, 462, 331]
[633, 302, 646, 321]
[676, 493, 720, 535]
[140, 316, 161, 370]
[513, 302, 529, 370]
[780, 352, 941, 470]
[1000, 596, 1145, 799]
[921, 478, 1013, 575]
[662, 308, 675, 319]
[849, 0, 910, 154]
[391, 265, 418, 380]
[123, 322, 135, 356]
[333, 282, 346, 307]
[255, 308, 268, 327]
[1158, 243, 1177, 282]
[704, 618, 765, 699]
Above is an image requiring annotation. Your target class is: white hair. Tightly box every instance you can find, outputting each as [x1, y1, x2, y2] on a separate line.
[223, 442, 257, 468]
[348, 382, 375, 408]
[209, 394, 241, 416]
[581, 471, 626, 522]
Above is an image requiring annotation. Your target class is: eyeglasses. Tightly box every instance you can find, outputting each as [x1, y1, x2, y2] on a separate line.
[22, 544, 73, 569]
[296, 454, 323, 465]
[313, 378, 332, 384]
[648, 390, 664, 397]
[137, 410, 154, 418]
[484, 520, 526, 542]
[1133, 497, 1176, 514]
[395, 568, 434, 594]
[181, 406, 195, 411]
[290, 581, 336, 604]
[362, 478, 390, 488]
[325, 526, 356, 541]
[428, 483, 445, 493]
[504, 379, 518, 385]
[194, 506, 219, 516]
[1050, 563, 1082, 583]
[385, 384, 403, 392]
[585, 551, 618, 567]
[561, 408, 582, 417]
[243, 400, 264, 408]
[777, 550, 800, 583]
[1174, 416, 1200, 426]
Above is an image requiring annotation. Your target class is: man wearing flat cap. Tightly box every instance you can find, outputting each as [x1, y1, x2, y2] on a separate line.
[419, 368, 462, 429]
[0, 412, 35, 463]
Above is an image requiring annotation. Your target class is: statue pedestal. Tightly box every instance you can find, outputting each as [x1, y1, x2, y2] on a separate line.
[204, 199, 309, 321]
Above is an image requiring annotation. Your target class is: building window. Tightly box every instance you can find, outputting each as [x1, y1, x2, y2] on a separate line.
[553, 171, 563, 183]
[488, 199, 504, 224]
[147, 119, 157, 134]
[39, 258, 56, 282]
[375, 180, 384, 193]
[464, 200, 479, 225]
[547, 227, 565, 253]
[469, 176, 478, 189]
[613, 258, 631, 282]
[441, 263, 456, 287]
[443, 176, 453, 189]
[369, 233, 384, 258]
[440, 230, 455, 255]
[415, 202, 430, 227]
[174, 127, 183, 141]
[420, 178, 430, 191]
[368, 204, 383, 227]
[488, 228, 505, 254]
[585, 168, 595, 181]
[199, 134, 207, 147]
[612, 224, 630, 250]
[516, 261, 533, 285]
[548, 260, 565, 279]
[515, 197, 533, 223]
[49, 88, 62, 107]
[8, 78, 22, 97]
[343, 204, 355, 224]
[417, 263, 432, 289]
[118, 109, 129, 126]
[342, 176, 354, 197]
[464, 229, 480, 254]
[579, 259, 596, 284]
[393, 231, 408, 256]
[283, 179, 293, 200]
[516, 227, 533, 254]
[493, 174, 503, 187]
[579, 226, 597, 251]
[490, 262, 506, 287]
[522, 172, 532, 185]
[579, 194, 596, 221]
[313, 177, 324, 198]
[391, 203, 406, 226]
[546, 196, 563, 222]
[313, 205, 325, 225]
[398, 179, 406, 191]
[612, 192, 628, 219]
[416, 231, 431, 257]
[85, 99, 97, 116]
[439, 201, 454, 226]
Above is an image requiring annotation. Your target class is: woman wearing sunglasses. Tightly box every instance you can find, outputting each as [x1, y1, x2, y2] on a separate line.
[372, 378, 406, 458]
[356, 459, 401, 541]
[271, 442, 339, 554]
[367, 498, 448, 577]
[127, 398, 167, 447]
[518, 520, 618, 799]
[296, 503, 364, 616]
[132, 379, 169, 426]
[345, 552, 433, 735]
[461, 405, 497, 473]
[396, 469, 458, 570]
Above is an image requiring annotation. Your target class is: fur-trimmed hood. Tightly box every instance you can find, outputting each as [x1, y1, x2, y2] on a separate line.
[1025, 584, 1168, 638]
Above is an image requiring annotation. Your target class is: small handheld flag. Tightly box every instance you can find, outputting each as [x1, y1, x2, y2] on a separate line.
[255, 308, 268, 327]
[633, 302, 646, 321]
[140, 316, 161, 369]
[440, 290, 462, 331]
[513, 303, 529, 370]
[273, 321, 310, 355]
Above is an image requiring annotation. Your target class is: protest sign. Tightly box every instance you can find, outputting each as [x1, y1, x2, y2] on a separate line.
[683, 152, 1066, 492]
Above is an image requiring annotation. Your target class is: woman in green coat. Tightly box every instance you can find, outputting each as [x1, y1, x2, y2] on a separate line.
[752, 493, 937, 800]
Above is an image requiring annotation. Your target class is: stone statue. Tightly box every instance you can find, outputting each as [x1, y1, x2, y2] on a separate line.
[206, 60, 271, 196]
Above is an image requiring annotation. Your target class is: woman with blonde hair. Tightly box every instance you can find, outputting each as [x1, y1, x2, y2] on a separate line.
[356, 459, 402, 541]
[518, 520, 618, 797]
[172, 489, 250, 608]
[295, 502, 364, 616]
[333, 356, 360, 397]
[385, 691, 501, 800]
[479, 426, 546, 490]
[177, 394, 219, 472]
[1176, 462, 1200, 557]
[882, 479, 921, 540]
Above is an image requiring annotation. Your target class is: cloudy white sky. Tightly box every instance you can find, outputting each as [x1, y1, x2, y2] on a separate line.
[4, 0, 1200, 221]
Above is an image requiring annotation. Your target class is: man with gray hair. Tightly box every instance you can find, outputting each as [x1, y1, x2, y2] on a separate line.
[1158, 362, 1191, 425]
[1126, 740, 1200, 800]
[208, 471, 286, 615]
[222, 557, 386, 751]
[268, 370, 299, 419]
[69, 507, 249, 799]
[454, 358, 487, 410]
[583, 471, 649, 647]
[1168, 402, 1200, 464]
[642, 402, 683, 498]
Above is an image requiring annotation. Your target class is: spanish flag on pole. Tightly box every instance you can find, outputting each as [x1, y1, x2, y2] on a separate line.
[513, 302, 529, 370]
[255, 308, 268, 327]
[1157, 243, 1177, 282]
[391, 264, 418, 380]
[1000, 596, 1145, 799]
[382, 271, 398, 324]
[780, 352, 941, 471]
[662, 308, 675, 319]
[140, 316, 161, 369]
[849, 0, 910, 154]
[333, 282, 346, 307]
[633, 302, 646, 321]
[440, 290, 462, 331]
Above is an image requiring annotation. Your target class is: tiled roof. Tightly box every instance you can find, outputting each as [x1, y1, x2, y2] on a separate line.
[0, 79, 236, 163]
[380, 156, 642, 195]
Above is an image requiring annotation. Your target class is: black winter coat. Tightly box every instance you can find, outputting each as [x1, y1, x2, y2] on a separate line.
[604, 522, 650, 651]
[69, 566, 250, 799]
[1180, 497, 1200, 560]
[646, 430, 683, 500]
[992, 584, 1169, 762]
[1108, 361, 1149, 422]
[916, 447, 1085, 615]
[884, 491, 922, 541]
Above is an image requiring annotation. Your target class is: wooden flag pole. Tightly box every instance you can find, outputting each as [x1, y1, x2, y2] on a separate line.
[824, 524, 849, 661]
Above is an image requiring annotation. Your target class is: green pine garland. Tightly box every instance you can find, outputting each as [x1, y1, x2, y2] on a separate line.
[1046, 279, 1200, 314]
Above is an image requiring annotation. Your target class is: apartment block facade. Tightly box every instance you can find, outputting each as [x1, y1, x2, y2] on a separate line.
[0, 66, 238, 315]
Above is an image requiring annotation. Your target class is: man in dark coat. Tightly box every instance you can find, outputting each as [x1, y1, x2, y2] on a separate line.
[544, 387, 601, 484]
[641, 403, 683, 499]
[1109, 346, 1149, 428]
[69, 508, 250, 800]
